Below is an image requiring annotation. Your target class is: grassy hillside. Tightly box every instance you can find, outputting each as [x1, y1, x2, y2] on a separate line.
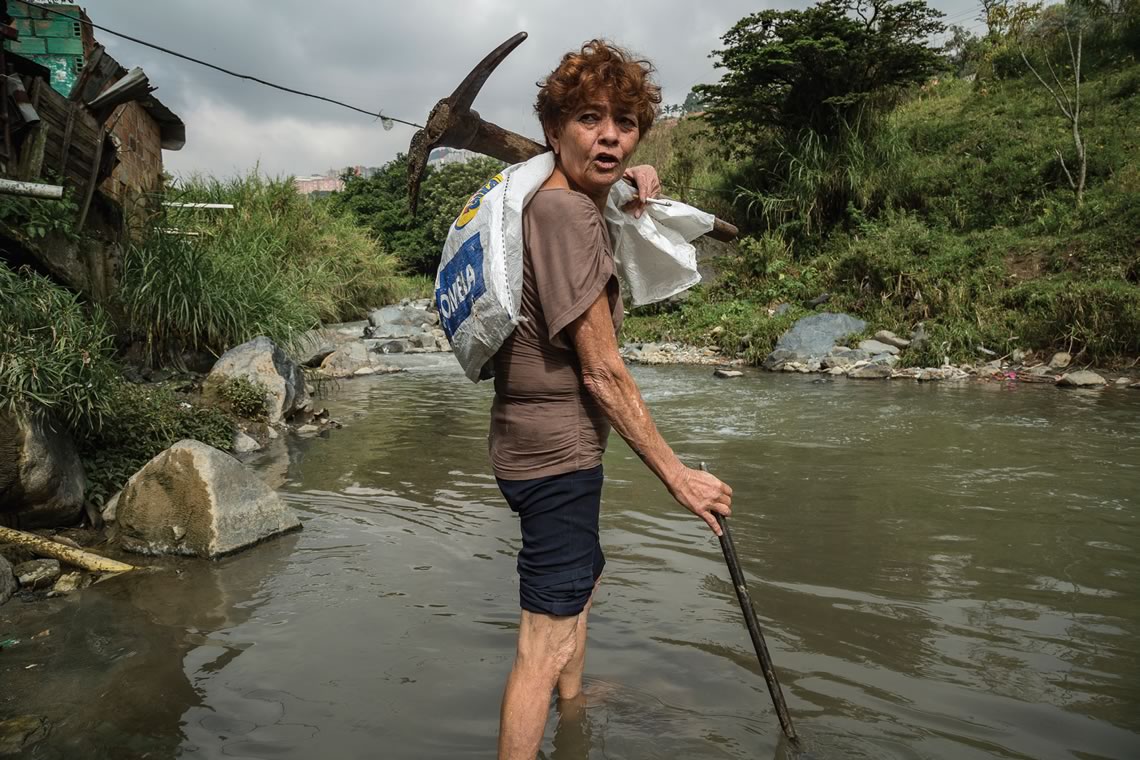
[626, 60, 1140, 367]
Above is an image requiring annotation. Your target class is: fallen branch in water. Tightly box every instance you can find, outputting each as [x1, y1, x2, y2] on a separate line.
[0, 526, 135, 574]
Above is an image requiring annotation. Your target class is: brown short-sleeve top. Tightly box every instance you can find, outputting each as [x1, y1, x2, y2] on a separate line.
[489, 189, 624, 480]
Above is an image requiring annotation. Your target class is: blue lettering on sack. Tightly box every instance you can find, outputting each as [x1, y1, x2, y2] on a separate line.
[436, 234, 486, 338]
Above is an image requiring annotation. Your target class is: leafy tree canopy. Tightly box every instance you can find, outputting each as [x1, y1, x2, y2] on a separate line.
[327, 154, 505, 275]
[696, 0, 945, 149]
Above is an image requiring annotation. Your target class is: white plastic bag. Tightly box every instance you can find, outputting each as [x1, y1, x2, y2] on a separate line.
[603, 182, 713, 306]
[436, 152, 711, 382]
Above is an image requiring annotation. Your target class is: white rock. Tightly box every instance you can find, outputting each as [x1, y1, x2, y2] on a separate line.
[1049, 352, 1072, 369]
[858, 339, 900, 356]
[233, 432, 261, 454]
[1057, 370, 1107, 388]
[319, 342, 372, 378]
[205, 337, 309, 425]
[874, 330, 910, 349]
[116, 440, 301, 558]
[713, 369, 743, 379]
[101, 491, 120, 523]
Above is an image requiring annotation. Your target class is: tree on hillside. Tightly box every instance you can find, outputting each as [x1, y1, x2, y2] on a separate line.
[943, 25, 987, 75]
[696, 0, 946, 152]
[682, 89, 707, 114]
[1014, 2, 1091, 205]
[328, 154, 504, 275]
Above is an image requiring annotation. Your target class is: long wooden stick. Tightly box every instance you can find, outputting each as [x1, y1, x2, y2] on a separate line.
[0, 526, 135, 574]
[702, 463, 798, 743]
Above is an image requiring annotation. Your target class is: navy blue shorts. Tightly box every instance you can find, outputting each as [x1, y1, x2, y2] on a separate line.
[497, 465, 605, 617]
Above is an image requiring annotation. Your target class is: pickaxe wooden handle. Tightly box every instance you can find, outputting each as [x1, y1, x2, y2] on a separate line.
[407, 32, 739, 243]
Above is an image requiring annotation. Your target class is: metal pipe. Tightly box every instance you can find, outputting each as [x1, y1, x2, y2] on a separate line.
[0, 178, 64, 199]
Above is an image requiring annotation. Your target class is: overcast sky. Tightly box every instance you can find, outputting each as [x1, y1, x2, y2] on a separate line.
[82, 0, 984, 180]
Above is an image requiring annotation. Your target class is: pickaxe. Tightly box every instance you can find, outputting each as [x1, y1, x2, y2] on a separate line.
[407, 32, 739, 242]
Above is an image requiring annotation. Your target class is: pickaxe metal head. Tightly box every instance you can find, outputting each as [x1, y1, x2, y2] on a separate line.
[407, 31, 545, 214]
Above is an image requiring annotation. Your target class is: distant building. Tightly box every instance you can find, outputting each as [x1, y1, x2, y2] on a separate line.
[293, 174, 344, 197]
[428, 147, 480, 167]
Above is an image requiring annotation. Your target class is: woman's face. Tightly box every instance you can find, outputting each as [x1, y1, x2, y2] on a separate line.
[547, 97, 640, 202]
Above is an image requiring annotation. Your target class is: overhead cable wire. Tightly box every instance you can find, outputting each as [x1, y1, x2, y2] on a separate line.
[10, 0, 423, 129]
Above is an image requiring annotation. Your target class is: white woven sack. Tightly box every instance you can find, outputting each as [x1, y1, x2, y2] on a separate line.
[435, 152, 555, 382]
[437, 151, 712, 381]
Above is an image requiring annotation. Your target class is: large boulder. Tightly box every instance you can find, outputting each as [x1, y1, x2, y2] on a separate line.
[366, 300, 437, 338]
[204, 337, 309, 425]
[764, 313, 867, 369]
[318, 342, 372, 378]
[0, 556, 15, 605]
[0, 411, 85, 528]
[116, 440, 301, 558]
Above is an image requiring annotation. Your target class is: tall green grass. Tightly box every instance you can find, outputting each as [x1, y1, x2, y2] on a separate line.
[0, 265, 118, 433]
[118, 172, 417, 364]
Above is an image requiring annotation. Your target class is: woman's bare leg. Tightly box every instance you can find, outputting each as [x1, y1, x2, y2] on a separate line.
[556, 580, 599, 700]
[498, 610, 579, 760]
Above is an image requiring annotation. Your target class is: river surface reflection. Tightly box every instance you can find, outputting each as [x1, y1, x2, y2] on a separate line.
[3, 357, 1139, 759]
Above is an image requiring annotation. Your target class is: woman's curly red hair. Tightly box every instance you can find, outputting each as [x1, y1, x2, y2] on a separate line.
[535, 39, 661, 144]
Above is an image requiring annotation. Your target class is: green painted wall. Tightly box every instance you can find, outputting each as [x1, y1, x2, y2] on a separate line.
[5, 2, 85, 96]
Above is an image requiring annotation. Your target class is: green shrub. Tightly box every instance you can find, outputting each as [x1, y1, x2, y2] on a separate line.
[0, 184, 80, 243]
[1004, 278, 1140, 360]
[0, 265, 118, 433]
[80, 382, 235, 507]
[328, 155, 506, 275]
[217, 376, 269, 420]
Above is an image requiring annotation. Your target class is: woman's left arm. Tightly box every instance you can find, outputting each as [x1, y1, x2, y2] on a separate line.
[566, 291, 733, 535]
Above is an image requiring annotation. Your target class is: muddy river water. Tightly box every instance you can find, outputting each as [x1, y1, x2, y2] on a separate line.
[3, 356, 1139, 759]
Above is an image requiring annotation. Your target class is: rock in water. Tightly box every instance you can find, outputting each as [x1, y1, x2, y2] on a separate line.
[14, 559, 61, 590]
[0, 716, 48, 756]
[117, 440, 301, 558]
[319, 342, 372, 378]
[233, 431, 261, 454]
[204, 337, 309, 425]
[1056, 370, 1107, 388]
[763, 313, 867, 369]
[0, 412, 85, 528]
[714, 369, 744, 379]
[0, 556, 15, 605]
[49, 571, 92, 596]
[368, 302, 432, 337]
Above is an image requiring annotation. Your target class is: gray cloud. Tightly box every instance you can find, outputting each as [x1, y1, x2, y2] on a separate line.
[81, 0, 981, 178]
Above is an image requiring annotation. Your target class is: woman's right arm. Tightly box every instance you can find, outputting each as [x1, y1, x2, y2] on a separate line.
[565, 291, 733, 535]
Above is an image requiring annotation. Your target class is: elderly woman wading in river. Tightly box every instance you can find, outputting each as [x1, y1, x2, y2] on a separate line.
[491, 39, 734, 759]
